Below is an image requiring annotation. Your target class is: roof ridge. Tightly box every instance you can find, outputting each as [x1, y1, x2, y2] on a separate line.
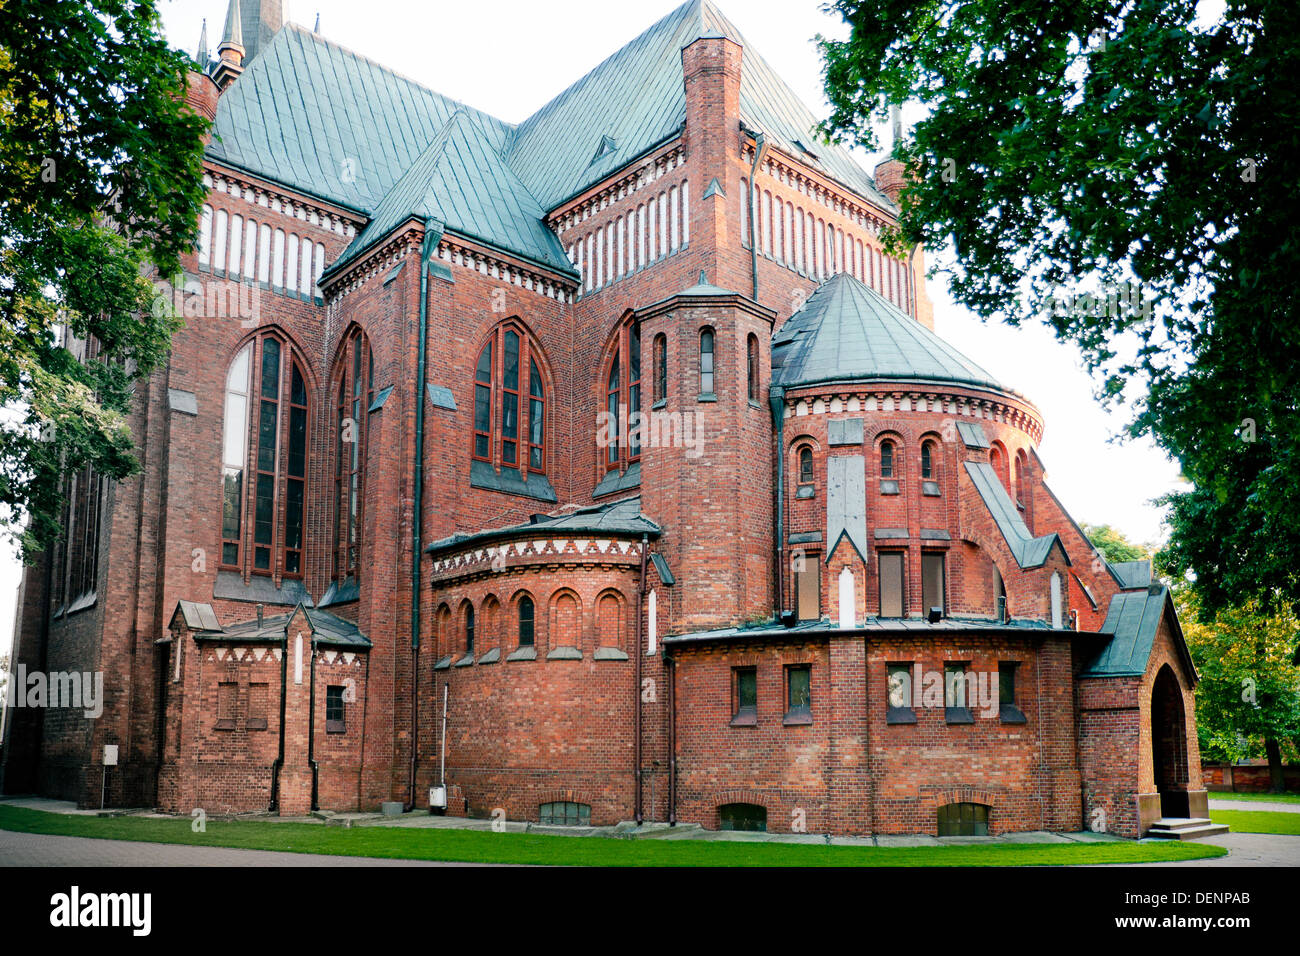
[513, 1, 698, 136]
[277, 22, 516, 135]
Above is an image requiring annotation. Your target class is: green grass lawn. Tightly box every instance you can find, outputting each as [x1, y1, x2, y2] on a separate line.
[1210, 809, 1300, 835]
[1209, 790, 1300, 805]
[0, 806, 1226, 866]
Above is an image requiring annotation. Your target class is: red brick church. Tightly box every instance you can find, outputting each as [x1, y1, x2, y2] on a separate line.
[1, 0, 1210, 839]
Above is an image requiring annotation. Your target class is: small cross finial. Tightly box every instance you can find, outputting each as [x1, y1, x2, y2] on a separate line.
[699, 271, 707, 285]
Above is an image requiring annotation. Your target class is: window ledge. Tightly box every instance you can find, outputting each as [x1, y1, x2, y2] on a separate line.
[433, 655, 453, 670]
[506, 646, 537, 662]
[325, 720, 345, 734]
[697, 392, 717, 403]
[214, 570, 313, 607]
[318, 577, 359, 608]
[454, 654, 475, 667]
[730, 711, 757, 727]
[214, 720, 235, 731]
[246, 718, 268, 731]
[748, 399, 763, 409]
[469, 459, 557, 503]
[477, 648, 500, 665]
[921, 480, 942, 497]
[945, 706, 974, 724]
[795, 484, 815, 499]
[999, 704, 1027, 724]
[651, 398, 667, 411]
[880, 480, 900, 495]
[783, 711, 813, 726]
[64, 591, 98, 616]
[593, 461, 640, 499]
[546, 646, 582, 661]
[886, 706, 917, 725]
[593, 646, 629, 661]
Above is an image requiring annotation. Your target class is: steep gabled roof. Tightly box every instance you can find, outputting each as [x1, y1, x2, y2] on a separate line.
[773, 272, 1005, 391]
[206, 24, 515, 214]
[507, 0, 893, 210]
[330, 110, 573, 275]
[1083, 585, 1197, 682]
[964, 461, 1065, 570]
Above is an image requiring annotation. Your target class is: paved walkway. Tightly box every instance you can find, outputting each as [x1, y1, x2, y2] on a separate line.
[1123, 833, 1300, 867]
[1209, 798, 1300, 814]
[0, 829, 475, 866]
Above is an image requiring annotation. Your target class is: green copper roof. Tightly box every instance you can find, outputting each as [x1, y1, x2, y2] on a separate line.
[1082, 585, 1195, 680]
[331, 110, 572, 274]
[207, 2, 892, 278]
[772, 272, 1006, 391]
[508, 0, 893, 210]
[206, 24, 515, 214]
[964, 461, 1064, 570]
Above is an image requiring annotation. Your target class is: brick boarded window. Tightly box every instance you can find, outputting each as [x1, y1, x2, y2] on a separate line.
[216, 681, 237, 731]
[248, 682, 269, 731]
[879, 551, 904, 618]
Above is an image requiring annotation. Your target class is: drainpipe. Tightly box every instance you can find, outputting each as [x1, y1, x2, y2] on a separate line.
[269, 623, 288, 811]
[307, 634, 319, 811]
[666, 651, 677, 825]
[769, 384, 786, 616]
[748, 131, 767, 302]
[408, 217, 443, 811]
[634, 533, 648, 824]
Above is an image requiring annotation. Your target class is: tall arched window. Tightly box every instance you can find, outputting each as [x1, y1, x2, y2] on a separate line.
[1014, 449, 1029, 510]
[699, 327, 715, 395]
[921, 439, 936, 479]
[880, 439, 895, 478]
[747, 333, 759, 402]
[798, 445, 814, 484]
[603, 315, 641, 470]
[652, 333, 667, 403]
[990, 442, 1009, 494]
[518, 595, 535, 647]
[221, 332, 310, 576]
[464, 602, 476, 655]
[333, 328, 372, 583]
[473, 322, 547, 474]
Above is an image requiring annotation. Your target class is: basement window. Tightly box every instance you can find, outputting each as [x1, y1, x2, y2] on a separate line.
[539, 801, 591, 826]
[719, 803, 767, 832]
[937, 802, 989, 837]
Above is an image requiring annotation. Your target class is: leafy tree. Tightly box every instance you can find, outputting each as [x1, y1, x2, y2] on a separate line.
[1082, 522, 1151, 565]
[1173, 588, 1300, 790]
[818, 0, 1300, 616]
[0, 0, 209, 556]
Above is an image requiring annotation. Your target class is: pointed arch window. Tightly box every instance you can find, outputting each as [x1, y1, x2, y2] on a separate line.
[699, 327, 715, 395]
[603, 316, 641, 470]
[333, 328, 372, 583]
[653, 333, 667, 403]
[473, 322, 547, 474]
[221, 332, 310, 577]
[747, 333, 759, 402]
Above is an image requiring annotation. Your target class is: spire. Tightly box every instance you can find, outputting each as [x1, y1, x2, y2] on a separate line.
[196, 18, 209, 66]
[218, 0, 245, 61]
[213, 0, 246, 91]
[314, 12, 320, 33]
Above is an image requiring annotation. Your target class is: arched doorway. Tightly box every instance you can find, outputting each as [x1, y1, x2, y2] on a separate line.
[1151, 665, 1190, 817]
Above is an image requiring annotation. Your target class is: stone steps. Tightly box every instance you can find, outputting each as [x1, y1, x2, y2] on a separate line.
[1146, 817, 1230, 841]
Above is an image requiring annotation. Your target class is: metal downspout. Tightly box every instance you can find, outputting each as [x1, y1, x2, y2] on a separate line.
[408, 218, 443, 811]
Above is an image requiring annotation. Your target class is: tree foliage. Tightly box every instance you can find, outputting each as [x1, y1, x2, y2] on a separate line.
[0, 0, 208, 555]
[1082, 522, 1151, 565]
[818, 0, 1300, 615]
[1173, 588, 1300, 775]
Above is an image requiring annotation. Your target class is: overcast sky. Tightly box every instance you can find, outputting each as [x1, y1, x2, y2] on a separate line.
[0, 0, 1188, 659]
